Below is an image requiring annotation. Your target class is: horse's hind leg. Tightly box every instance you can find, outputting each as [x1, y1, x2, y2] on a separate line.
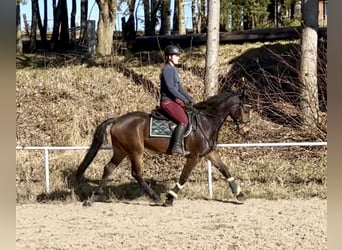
[206, 151, 245, 202]
[83, 147, 126, 206]
[130, 153, 161, 202]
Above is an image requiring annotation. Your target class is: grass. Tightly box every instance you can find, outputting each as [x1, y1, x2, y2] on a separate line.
[16, 41, 327, 204]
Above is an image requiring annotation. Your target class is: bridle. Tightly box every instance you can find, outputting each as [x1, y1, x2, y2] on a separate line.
[231, 102, 252, 127]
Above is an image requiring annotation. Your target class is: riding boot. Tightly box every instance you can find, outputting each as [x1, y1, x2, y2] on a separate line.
[171, 124, 190, 156]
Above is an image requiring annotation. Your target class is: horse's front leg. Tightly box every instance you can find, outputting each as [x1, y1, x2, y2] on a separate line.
[206, 151, 246, 202]
[164, 156, 200, 207]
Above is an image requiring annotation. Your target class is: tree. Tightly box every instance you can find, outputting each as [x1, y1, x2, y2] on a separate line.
[70, 0, 77, 46]
[79, 0, 88, 45]
[188, 0, 206, 34]
[96, 0, 117, 56]
[177, 0, 186, 34]
[205, 0, 220, 96]
[50, 0, 70, 50]
[29, 0, 39, 52]
[28, 0, 48, 52]
[200, 0, 207, 32]
[16, 0, 23, 54]
[300, 0, 319, 129]
[191, 0, 199, 33]
[41, 0, 48, 48]
[143, 0, 160, 36]
[172, 0, 178, 33]
[160, 0, 171, 35]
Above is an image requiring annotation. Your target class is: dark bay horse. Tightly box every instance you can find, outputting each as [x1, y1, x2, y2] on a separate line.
[75, 90, 251, 206]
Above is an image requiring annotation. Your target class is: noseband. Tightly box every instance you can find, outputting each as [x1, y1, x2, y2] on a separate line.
[232, 102, 251, 126]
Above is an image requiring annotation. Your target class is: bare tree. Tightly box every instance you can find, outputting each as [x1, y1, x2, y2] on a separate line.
[50, 0, 70, 50]
[70, 0, 77, 46]
[96, 0, 117, 56]
[28, 0, 48, 51]
[79, 0, 88, 45]
[160, 0, 171, 35]
[29, 0, 40, 52]
[40, 0, 48, 48]
[172, 0, 178, 33]
[16, 0, 23, 54]
[200, 0, 207, 32]
[204, 0, 220, 96]
[143, 0, 160, 36]
[191, 0, 198, 33]
[177, 0, 186, 34]
[300, 0, 319, 129]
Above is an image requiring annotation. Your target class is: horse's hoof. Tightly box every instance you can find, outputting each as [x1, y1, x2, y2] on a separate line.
[162, 200, 174, 207]
[82, 200, 93, 207]
[235, 192, 246, 203]
[149, 200, 164, 206]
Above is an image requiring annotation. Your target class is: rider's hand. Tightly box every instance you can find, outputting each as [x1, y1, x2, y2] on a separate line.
[184, 100, 194, 111]
[186, 99, 193, 106]
[175, 98, 185, 107]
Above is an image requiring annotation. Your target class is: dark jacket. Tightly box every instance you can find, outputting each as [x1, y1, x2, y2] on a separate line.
[160, 63, 192, 103]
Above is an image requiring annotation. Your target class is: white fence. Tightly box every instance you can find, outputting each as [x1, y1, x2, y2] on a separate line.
[16, 141, 327, 197]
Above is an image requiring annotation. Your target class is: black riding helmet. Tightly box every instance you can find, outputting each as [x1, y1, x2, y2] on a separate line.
[164, 45, 181, 56]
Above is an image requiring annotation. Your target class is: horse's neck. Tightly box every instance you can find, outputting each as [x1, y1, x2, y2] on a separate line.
[195, 111, 226, 146]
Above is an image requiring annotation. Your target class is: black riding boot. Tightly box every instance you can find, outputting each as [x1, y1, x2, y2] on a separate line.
[171, 124, 190, 156]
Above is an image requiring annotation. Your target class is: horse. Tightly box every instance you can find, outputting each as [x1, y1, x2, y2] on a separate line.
[75, 90, 251, 206]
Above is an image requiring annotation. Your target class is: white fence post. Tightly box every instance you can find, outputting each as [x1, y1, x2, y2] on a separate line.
[207, 160, 213, 199]
[44, 149, 50, 193]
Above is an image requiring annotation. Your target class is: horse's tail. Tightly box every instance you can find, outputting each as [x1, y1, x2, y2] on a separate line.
[75, 117, 118, 180]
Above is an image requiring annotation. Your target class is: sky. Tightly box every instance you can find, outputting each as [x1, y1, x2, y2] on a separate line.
[20, 0, 194, 32]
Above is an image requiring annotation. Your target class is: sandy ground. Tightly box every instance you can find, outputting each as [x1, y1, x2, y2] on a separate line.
[16, 198, 327, 250]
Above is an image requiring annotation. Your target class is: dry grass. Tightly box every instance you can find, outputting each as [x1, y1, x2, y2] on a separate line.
[16, 41, 327, 204]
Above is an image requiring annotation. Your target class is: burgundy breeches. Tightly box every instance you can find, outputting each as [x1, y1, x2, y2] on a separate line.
[160, 100, 188, 127]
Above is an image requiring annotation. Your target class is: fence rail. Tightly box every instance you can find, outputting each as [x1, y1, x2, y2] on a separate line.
[16, 141, 327, 196]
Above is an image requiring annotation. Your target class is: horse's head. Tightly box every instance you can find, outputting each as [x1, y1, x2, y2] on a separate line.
[230, 90, 252, 135]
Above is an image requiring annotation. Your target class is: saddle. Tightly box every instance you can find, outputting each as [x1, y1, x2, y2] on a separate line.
[149, 106, 193, 138]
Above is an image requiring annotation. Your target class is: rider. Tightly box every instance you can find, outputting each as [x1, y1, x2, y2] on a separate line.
[160, 45, 193, 156]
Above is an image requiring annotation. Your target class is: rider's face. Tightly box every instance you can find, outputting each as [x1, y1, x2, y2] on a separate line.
[169, 54, 180, 66]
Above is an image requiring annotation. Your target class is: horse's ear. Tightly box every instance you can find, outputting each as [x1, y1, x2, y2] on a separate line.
[240, 88, 246, 99]
[240, 88, 249, 103]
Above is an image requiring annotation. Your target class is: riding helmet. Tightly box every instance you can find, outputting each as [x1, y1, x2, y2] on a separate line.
[164, 45, 181, 56]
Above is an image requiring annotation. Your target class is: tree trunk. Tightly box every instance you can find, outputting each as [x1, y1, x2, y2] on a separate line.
[150, 0, 161, 35]
[200, 0, 206, 33]
[172, 0, 178, 33]
[70, 0, 77, 46]
[16, 2, 23, 54]
[143, 0, 151, 35]
[40, 0, 47, 48]
[205, 0, 220, 97]
[191, 0, 198, 33]
[96, 0, 116, 56]
[300, 0, 319, 128]
[143, 0, 160, 36]
[160, 0, 171, 35]
[59, 0, 70, 49]
[30, 0, 38, 52]
[79, 0, 88, 45]
[51, 0, 61, 50]
[50, 0, 69, 50]
[177, 0, 186, 34]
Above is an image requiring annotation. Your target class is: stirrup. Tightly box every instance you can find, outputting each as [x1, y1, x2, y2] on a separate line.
[171, 148, 190, 156]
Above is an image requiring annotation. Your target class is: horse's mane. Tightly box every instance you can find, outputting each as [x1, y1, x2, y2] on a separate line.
[193, 91, 238, 111]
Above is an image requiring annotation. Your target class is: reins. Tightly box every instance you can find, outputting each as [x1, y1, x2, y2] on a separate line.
[190, 107, 227, 149]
